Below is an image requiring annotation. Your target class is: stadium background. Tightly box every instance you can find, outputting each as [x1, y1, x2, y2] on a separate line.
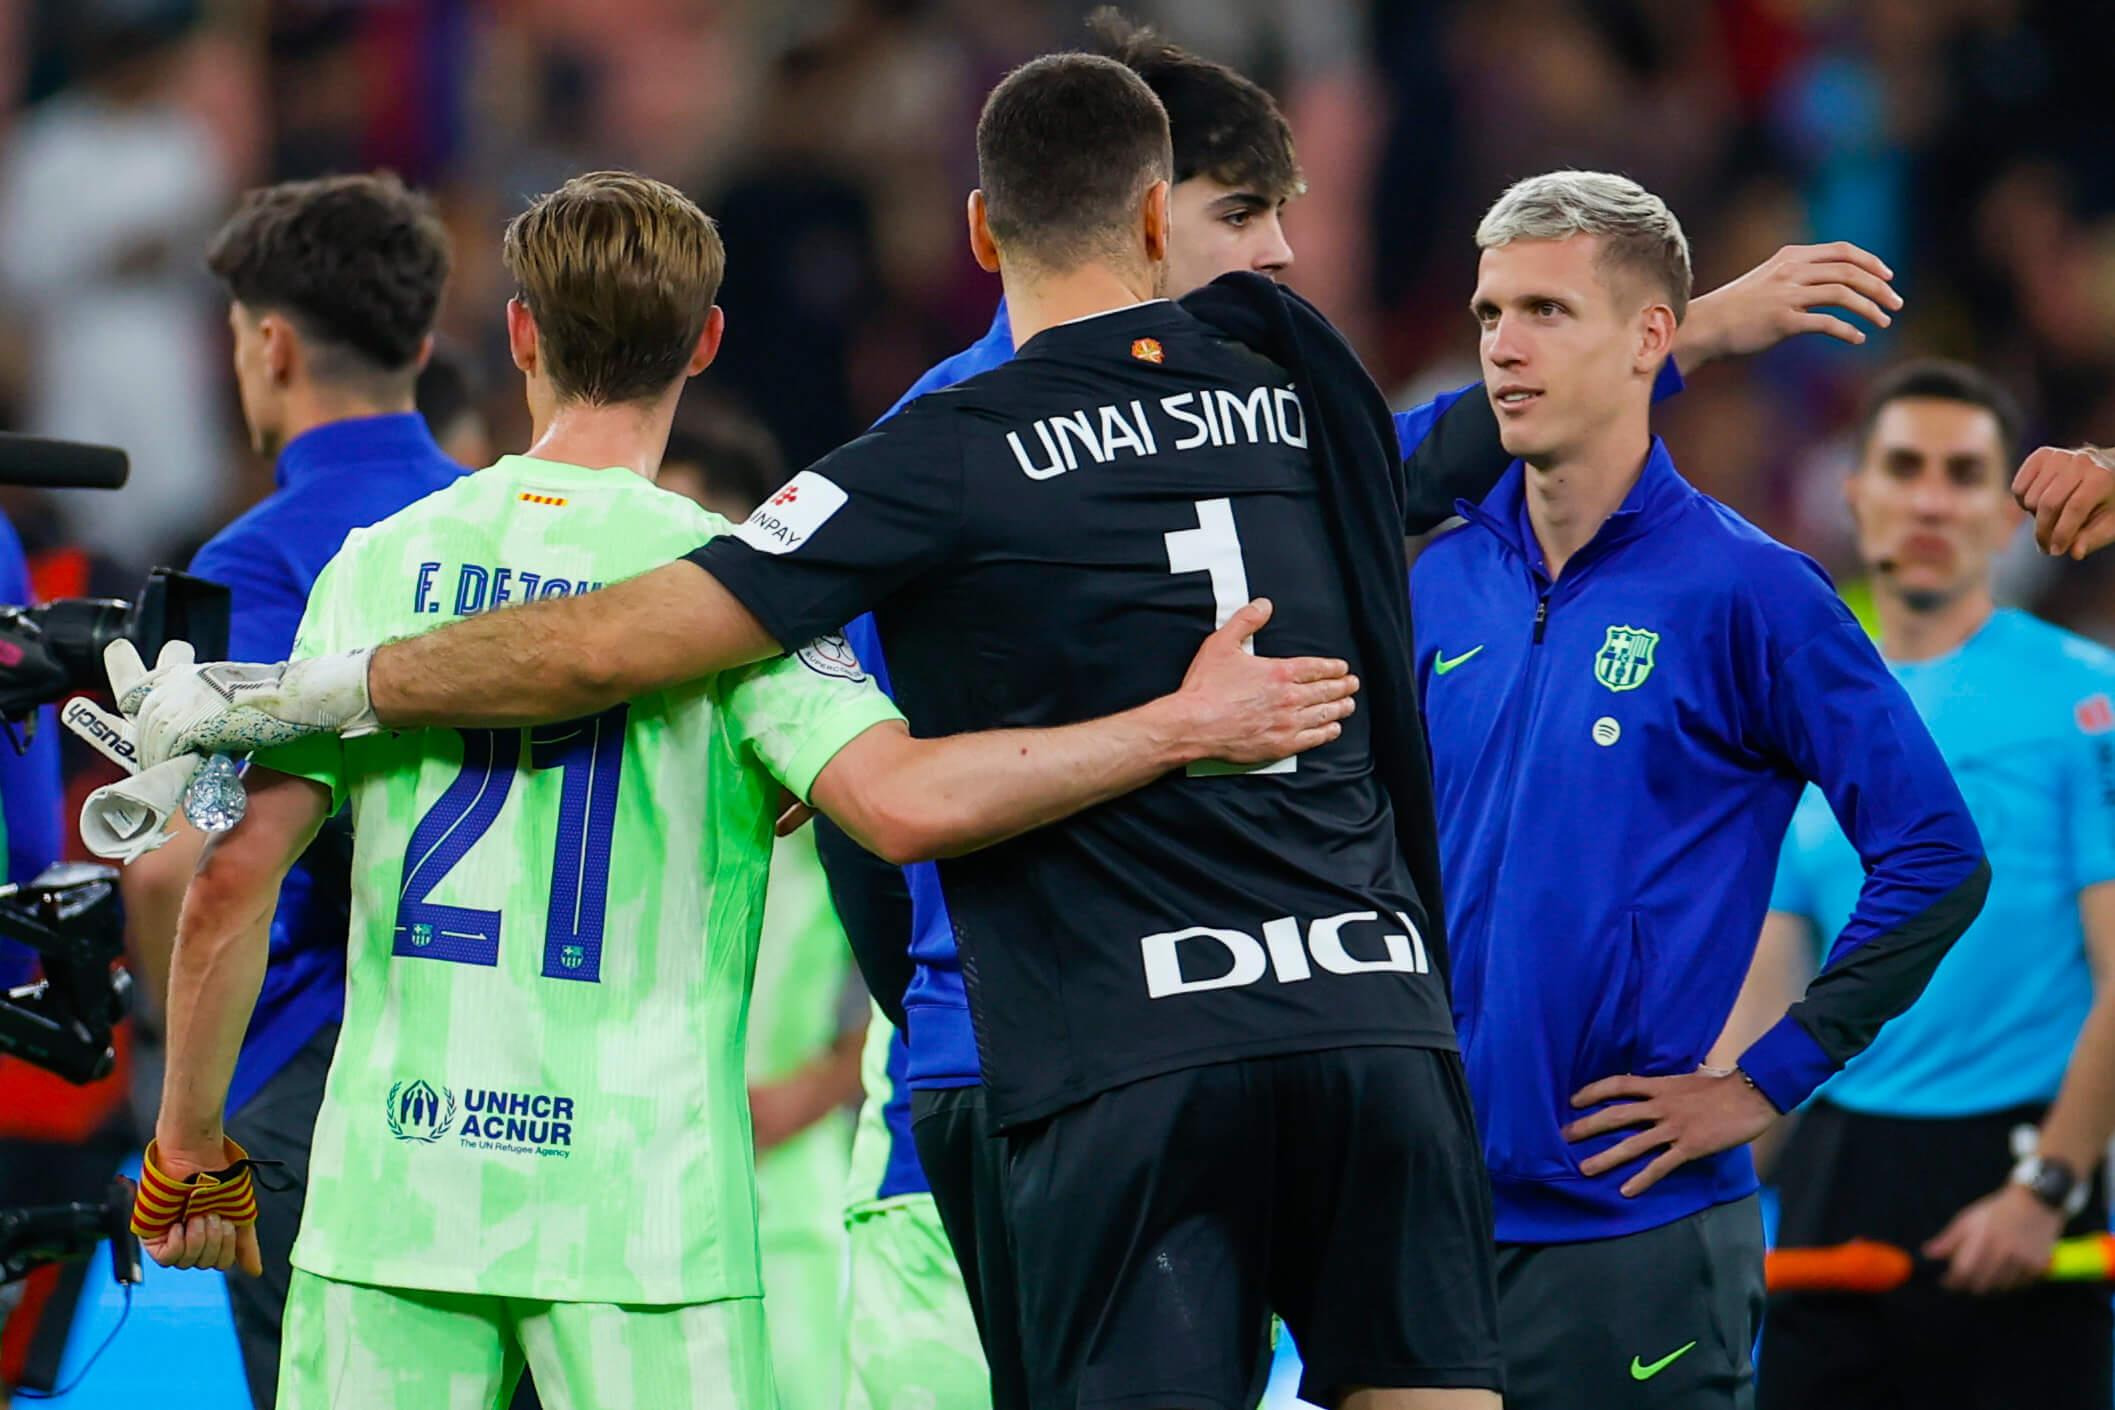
[2, 0, 2114, 1404]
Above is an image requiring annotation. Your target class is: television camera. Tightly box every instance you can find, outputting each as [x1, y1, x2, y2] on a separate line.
[0, 435, 224, 1292]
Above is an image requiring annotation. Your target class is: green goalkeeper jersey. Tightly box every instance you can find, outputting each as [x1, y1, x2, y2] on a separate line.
[262, 454, 903, 1305]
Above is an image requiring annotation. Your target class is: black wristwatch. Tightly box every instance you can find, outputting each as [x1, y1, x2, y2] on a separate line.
[2011, 1154, 2090, 1219]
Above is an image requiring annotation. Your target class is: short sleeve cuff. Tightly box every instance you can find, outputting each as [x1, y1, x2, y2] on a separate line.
[774, 694, 906, 805]
[257, 734, 348, 813]
[1739, 1013, 1837, 1113]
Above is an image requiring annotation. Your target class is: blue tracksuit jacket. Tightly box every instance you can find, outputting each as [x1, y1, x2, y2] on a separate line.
[1412, 440, 1989, 1243]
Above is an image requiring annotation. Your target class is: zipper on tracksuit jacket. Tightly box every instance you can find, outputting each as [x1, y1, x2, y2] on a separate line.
[1463, 579, 1554, 1048]
[1464, 517, 1632, 1052]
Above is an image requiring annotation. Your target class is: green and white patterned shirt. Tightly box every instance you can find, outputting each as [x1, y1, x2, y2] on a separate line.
[263, 454, 902, 1304]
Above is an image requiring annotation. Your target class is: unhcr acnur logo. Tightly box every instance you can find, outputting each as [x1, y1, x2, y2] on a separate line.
[386, 1079, 457, 1142]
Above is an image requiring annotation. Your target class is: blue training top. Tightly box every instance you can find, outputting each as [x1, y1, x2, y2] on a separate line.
[1773, 608, 2115, 1118]
[191, 413, 464, 1112]
[1412, 442, 1986, 1243]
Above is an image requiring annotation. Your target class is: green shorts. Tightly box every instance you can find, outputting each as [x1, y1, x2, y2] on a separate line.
[842, 1193, 989, 1410]
[278, 1268, 776, 1409]
[759, 1115, 851, 1410]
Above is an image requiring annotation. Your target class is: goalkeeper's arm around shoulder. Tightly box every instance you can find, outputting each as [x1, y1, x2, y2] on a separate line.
[119, 569, 1356, 868]
[129, 557, 756, 764]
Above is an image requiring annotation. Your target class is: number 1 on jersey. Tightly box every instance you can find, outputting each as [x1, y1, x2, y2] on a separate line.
[1165, 497, 1295, 776]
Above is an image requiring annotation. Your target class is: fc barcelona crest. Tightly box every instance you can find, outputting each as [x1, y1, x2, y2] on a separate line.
[1594, 625, 1658, 692]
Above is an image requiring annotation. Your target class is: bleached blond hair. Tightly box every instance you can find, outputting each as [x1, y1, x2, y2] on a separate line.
[1476, 170, 1691, 320]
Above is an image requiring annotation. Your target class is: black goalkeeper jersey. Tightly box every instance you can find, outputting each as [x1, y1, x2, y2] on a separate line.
[690, 299, 1458, 1125]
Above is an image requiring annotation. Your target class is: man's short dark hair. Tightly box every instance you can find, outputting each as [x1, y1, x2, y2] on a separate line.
[976, 53, 1174, 273]
[1857, 359, 2023, 462]
[1085, 8, 1302, 203]
[206, 172, 449, 383]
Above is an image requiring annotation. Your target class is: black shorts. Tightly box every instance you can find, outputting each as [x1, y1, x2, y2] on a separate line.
[1002, 1045, 1502, 1410]
[911, 1084, 1032, 1410]
[1760, 1099, 2112, 1410]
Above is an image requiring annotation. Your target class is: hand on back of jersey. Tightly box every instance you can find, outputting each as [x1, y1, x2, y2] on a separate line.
[1172, 598, 1358, 766]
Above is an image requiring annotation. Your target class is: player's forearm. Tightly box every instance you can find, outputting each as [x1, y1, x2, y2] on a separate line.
[812, 600, 1351, 863]
[1673, 242, 1900, 368]
[752, 1028, 868, 1149]
[1670, 296, 1732, 369]
[155, 773, 329, 1162]
[820, 699, 1206, 865]
[369, 560, 778, 729]
[817, 1024, 867, 1106]
[156, 875, 277, 1159]
[2036, 987, 2115, 1174]
[117, 820, 207, 1017]
[1740, 625, 1989, 1110]
[368, 590, 660, 727]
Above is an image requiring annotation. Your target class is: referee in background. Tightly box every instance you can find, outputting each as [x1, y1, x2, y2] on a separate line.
[1743, 360, 2115, 1409]
[118, 173, 463, 1409]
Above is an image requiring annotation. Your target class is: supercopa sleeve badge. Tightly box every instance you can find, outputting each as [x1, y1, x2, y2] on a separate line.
[796, 635, 868, 682]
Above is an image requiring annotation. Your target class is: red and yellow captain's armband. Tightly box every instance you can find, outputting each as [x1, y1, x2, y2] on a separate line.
[131, 1137, 265, 1239]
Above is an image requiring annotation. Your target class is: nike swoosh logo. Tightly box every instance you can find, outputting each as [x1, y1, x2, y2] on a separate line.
[1433, 645, 1485, 675]
[1631, 1342, 1697, 1381]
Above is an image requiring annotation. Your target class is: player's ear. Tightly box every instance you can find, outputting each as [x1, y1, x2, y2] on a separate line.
[506, 298, 538, 377]
[967, 191, 1001, 274]
[1635, 302, 1677, 376]
[262, 314, 297, 387]
[1143, 179, 1170, 265]
[687, 306, 726, 377]
[410, 331, 436, 375]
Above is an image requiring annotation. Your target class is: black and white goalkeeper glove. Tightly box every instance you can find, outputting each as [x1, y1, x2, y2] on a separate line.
[109, 639, 382, 770]
[62, 686, 200, 862]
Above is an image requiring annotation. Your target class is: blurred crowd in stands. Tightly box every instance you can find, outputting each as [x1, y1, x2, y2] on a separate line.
[2, 0, 2115, 631]
[4, 1, 2115, 1395]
